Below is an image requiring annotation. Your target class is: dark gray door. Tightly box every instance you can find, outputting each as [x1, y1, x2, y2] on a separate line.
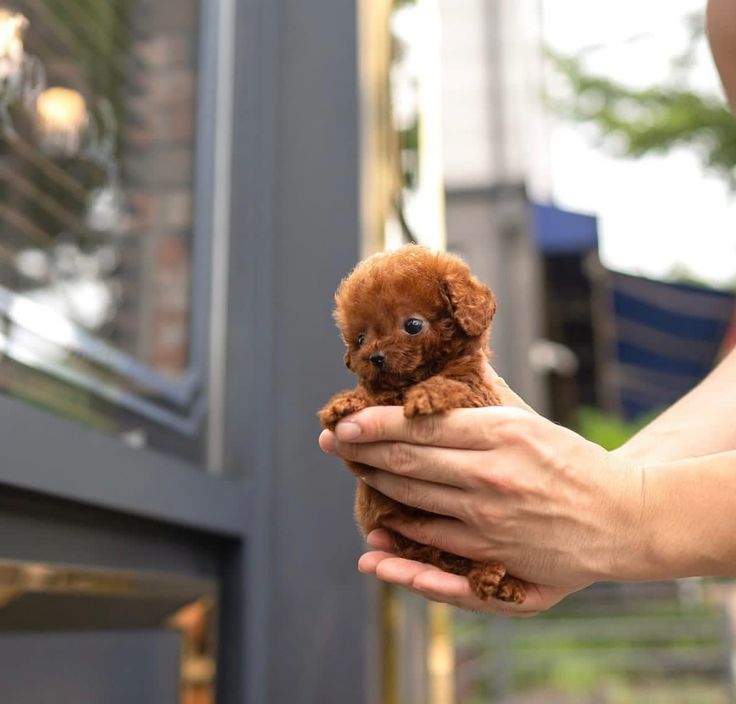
[0, 0, 373, 702]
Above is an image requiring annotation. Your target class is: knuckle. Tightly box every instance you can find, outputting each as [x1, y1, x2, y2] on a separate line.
[407, 521, 430, 545]
[478, 416, 499, 447]
[473, 500, 503, 530]
[531, 438, 556, 466]
[339, 442, 359, 461]
[496, 418, 529, 447]
[388, 442, 417, 475]
[409, 415, 441, 445]
[369, 408, 388, 440]
[486, 467, 516, 494]
[396, 479, 418, 506]
[493, 424, 515, 446]
[413, 516, 443, 546]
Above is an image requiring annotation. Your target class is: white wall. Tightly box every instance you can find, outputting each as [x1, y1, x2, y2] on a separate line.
[439, 0, 549, 193]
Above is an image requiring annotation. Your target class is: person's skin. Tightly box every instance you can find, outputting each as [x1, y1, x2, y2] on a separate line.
[318, 0, 736, 617]
[707, 0, 736, 111]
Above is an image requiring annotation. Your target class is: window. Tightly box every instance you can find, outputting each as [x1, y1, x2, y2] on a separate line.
[0, 0, 209, 464]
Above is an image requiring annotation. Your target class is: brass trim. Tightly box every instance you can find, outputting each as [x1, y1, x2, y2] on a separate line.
[428, 602, 455, 704]
[0, 560, 218, 704]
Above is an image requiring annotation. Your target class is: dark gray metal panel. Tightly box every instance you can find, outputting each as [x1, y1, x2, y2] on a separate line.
[220, 0, 280, 699]
[222, 0, 375, 701]
[267, 0, 372, 701]
[0, 488, 223, 577]
[0, 631, 180, 704]
[0, 394, 249, 538]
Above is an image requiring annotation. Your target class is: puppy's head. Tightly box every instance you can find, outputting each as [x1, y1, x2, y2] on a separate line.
[333, 245, 495, 390]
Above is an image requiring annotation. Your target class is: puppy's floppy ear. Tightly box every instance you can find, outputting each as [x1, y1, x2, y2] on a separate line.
[441, 259, 496, 337]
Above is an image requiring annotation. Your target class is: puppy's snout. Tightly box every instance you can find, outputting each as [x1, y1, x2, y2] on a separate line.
[369, 352, 386, 368]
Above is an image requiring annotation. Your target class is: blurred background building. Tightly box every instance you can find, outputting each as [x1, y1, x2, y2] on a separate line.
[0, 0, 734, 702]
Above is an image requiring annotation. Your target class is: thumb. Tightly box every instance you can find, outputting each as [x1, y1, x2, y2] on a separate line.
[484, 363, 537, 413]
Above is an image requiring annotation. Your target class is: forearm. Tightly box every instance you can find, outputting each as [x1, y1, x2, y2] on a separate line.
[708, 0, 736, 110]
[614, 349, 736, 463]
[622, 450, 736, 581]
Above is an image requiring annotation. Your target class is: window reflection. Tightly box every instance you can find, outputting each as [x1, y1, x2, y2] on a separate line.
[0, 0, 204, 462]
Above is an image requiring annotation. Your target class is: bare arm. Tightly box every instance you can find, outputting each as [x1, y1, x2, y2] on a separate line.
[614, 348, 736, 463]
[638, 451, 736, 580]
[707, 0, 736, 110]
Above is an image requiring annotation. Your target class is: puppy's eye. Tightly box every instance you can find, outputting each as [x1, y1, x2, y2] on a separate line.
[403, 318, 424, 335]
[356, 333, 366, 346]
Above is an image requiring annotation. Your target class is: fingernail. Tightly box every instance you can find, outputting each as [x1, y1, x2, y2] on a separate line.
[336, 421, 362, 441]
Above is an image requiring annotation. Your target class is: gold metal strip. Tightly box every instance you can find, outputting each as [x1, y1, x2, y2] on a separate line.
[0, 559, 218, 704]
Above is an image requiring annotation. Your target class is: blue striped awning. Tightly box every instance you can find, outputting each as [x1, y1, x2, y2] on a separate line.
[532, 202, 598, 254]
[609, 272, 735, 419]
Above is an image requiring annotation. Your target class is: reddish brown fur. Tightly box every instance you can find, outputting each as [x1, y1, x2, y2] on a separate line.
[319, 245, 525, 604]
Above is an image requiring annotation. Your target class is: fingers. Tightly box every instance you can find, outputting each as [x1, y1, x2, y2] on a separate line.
[329, 404, 532, 450]
[358, 551, 555, 616]
[361, 470, 468, 518]
[358, 550, 395, 574]
[323, 432, 485, 488]
[382, 515, 491, 562]
[365, 528, 394, 550]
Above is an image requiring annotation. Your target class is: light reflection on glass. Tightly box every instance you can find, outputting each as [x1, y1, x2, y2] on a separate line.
[35, 85, 87, 156]
[0, 9, 27, 82]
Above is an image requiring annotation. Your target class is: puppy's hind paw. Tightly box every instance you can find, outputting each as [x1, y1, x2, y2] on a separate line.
[495, 575, 526, 604]
[467, 561, 506, 601]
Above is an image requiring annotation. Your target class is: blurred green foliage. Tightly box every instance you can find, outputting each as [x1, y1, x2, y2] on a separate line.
[546, 12, 736, 189]
[455, 595, 730, 704]
[575, 406, 655, 450]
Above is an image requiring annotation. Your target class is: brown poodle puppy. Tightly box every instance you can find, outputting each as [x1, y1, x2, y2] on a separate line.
[319, 245, 525, 604]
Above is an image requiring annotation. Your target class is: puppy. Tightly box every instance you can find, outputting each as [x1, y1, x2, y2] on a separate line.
[319, 245, 525, 604]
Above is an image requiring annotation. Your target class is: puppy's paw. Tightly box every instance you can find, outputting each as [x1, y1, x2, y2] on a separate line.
[404, 377, 478, 418]
[494, 575, 527, 604]
[404, 383, 446, 418]
[319, 392, 368, 430]
[467, 560, 507, 601]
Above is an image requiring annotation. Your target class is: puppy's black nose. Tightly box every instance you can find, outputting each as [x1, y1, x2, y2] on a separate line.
[369, 352, 386, 368]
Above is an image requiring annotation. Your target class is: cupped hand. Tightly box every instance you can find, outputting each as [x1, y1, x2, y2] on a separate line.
[319, 383, 646, 590]
[359, 528, 587, 616]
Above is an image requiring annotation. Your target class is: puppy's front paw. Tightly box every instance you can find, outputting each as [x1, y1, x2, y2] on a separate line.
[319, 392, 368, 430]
[404, 377, 476, 418]
[404, 386, 439, 417]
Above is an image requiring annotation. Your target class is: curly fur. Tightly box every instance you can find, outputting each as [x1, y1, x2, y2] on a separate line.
[319, 245, 525, 604]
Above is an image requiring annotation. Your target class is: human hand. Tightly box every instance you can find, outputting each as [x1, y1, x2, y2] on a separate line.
[319, 385, 646, 591]
[358, 528, 587, 616]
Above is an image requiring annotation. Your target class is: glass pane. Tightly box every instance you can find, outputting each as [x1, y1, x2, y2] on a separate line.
[0, 0, 205, 463]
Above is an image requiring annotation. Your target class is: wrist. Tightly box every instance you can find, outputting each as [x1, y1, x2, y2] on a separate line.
[629, 453, 736, 581]
[604, 457, 706, 582]
[596, 455, 656, 582]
